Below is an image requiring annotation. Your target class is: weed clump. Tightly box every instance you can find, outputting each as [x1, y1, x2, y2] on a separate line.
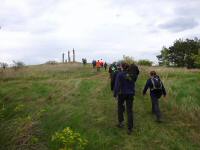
[52, 127, 88, 150]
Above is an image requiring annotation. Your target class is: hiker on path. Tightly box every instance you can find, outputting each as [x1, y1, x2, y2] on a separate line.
[96, 60, 101, 72]
[143, 71, 166, 122]
[114, 63, 135, 135]
[92, 60, 96, 69]
[100, 59, 104, 68]
[104, 62, 108, 71]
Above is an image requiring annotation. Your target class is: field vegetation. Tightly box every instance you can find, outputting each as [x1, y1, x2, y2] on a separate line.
[0, 63, 200, 150]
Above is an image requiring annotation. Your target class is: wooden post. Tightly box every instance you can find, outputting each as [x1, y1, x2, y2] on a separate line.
[62, 53, 65, 63]
[68, 50, 71, 62]
[73, 48, 75, 62]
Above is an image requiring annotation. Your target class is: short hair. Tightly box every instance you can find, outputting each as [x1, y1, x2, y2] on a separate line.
[122, 63, 129, 70]
[150, 71, 156, 76]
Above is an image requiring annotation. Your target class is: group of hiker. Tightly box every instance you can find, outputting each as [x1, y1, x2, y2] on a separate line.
[92, 59, 108, 71]
[109, 62, 166, 135]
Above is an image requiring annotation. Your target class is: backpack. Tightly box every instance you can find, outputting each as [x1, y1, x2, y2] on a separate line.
[124, 72, 134, 81]
[151, 76, 162, 91]
[109, 65, 117, 79]
[128, 64, 139, 82]
[111, 66, 116, 72]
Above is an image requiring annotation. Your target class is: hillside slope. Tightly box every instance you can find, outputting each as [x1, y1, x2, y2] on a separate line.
[0, 64, 200, 150]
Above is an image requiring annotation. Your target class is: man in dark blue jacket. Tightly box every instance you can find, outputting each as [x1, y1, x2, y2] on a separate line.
[143, 71, 166, 122]
[114, 63, 135, 134]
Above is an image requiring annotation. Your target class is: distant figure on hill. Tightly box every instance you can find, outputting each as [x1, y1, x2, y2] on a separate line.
[114, 63, 135, 135]
[104, 62, 108, 71]
[143, 71, 166, 123]
[100, 59, 104, 68]
[96, 60, 101, 72]
[92, 60, 96, 68]
[82, 58, 87, 65]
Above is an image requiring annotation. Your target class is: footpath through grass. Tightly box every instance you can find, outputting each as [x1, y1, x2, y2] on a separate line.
[0, 63, 200, 150]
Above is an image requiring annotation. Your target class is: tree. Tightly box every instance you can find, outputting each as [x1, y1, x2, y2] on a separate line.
[122, 55, 136, 64]
[157, 47, 170, 66]
[192, 54, 200, 68]
[157, 38, 200, 68]
[12, 61, 25, 70]
[0, 62, 8, 69]
[82, 58, 87, 65]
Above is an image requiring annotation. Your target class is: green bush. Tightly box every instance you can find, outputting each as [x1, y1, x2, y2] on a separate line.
[121, 55, 136, 64]
[45, 60, 58, 65]
[14, 104, 25, 112]
[138, 59, 153, 66]
[12, 60, 25, 70]
[52, 127, 88, 150]
[0, 62, 8, 69]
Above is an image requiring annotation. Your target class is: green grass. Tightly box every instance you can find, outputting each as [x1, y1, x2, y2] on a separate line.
[0, 63, 200, 150]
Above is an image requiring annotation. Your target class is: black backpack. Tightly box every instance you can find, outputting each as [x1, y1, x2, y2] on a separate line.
[129, 64, 139, 82]
[151, 76, 162, 91]
[124, 71, 136, 83]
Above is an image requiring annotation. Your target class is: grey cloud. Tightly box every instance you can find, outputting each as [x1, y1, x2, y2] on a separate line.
[158, 1, 200, 33]
[176, 7, 200, 18]
[0, 9, 29, 30]
[0, 0, 58, 32]
[2, 0, 200, 65]
[158, 17, 199, 32]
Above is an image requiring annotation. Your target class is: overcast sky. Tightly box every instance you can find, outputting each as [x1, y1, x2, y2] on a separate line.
[0, 0, 200, 64]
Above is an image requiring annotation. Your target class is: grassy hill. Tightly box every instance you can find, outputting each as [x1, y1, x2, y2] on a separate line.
[0, 63, 200, 150]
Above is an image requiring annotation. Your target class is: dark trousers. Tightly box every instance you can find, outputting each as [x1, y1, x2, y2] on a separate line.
[151, 96, 161, 119]
[111, 79, 114, 91]
[118, 94, 134, 130]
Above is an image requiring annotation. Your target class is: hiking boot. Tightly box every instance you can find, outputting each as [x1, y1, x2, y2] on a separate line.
[116, 122, 124, 128]
[127, 129, 132, 135]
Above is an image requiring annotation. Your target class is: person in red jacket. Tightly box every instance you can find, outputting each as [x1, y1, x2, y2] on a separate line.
[96, 60, 101, 72]
[100, 59, 104, 68]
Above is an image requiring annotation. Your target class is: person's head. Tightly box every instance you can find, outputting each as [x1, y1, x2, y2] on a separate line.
[122, 63, 129, 71]
[150, 71, 156, 77]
